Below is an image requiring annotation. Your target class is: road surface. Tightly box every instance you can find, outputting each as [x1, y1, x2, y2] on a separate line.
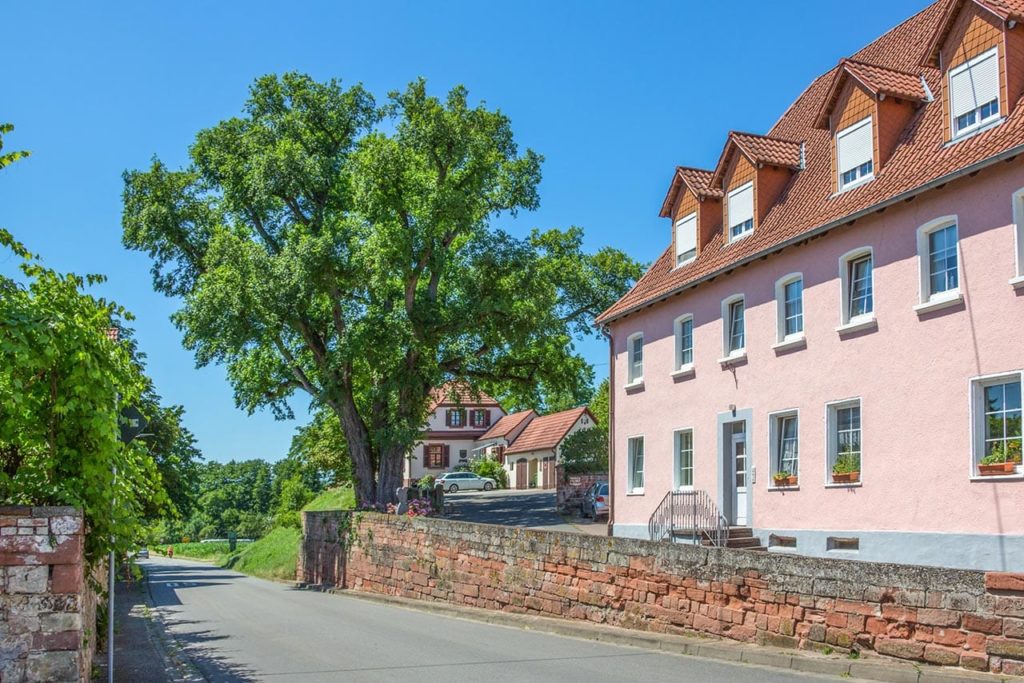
[142, 556, 845, 682]
[446, 488, 605, 534]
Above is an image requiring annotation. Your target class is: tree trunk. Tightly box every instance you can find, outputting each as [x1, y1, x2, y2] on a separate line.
[329, 393, 375, 506]
[376, 444, 405, 505]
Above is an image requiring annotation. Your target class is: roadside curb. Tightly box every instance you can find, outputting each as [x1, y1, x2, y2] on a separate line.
[139, 565, 206, 682]
[319, 588, 1007, 683]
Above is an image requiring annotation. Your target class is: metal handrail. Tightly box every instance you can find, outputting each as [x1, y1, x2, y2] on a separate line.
[648, 489, 728, 547]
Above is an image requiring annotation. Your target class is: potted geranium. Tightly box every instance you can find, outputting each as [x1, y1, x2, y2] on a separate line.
[979, 443, 1018, 475]
[773, 471, 798, 487]
[831, 449, 860, 484]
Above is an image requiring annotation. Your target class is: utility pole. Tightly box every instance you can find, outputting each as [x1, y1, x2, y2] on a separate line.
[104, 326, 119, 683]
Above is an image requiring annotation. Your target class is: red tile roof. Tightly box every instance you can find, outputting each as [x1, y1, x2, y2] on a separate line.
[427, 381, 501, 411]
[924, 0, 1024, 64]
[815, 60, 928, 128]
[477, 409, 536, 441]
[504, 407, 594, 455]
[659, 167, 722, 217]
[597, 0, 1024, 326]
[709, 132, 803, 187]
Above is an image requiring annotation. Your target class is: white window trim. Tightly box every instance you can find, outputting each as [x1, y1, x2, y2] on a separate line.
[674, 212, 698, 268]
[968, 370, 1024, 481]
[625, 332, 644, 388]
[626, 434, 645, 494]
[836, 117, 875, 193]
[720, 294, 746, 362]
[672, 314, 695, 376]
[949, 47, 1001, 141]
[727, 181, 755, 243]
[914, 215, 963, 313]
[825, 397, 863, 488]
[774, 272, 805, 344]
[767, 409, 800, 490]
[1011, 188, 1024, 288]
[673, 427, 695, 491]
[837, 247, 876, 332]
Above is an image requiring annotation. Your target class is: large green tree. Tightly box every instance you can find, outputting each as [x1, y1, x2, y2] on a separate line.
[122, 73, 642, 504]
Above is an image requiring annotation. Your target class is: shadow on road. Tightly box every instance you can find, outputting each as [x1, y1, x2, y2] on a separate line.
[446, 490, 565, 528]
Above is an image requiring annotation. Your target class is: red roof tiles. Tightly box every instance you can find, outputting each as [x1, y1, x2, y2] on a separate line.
[815, 59, 929, 128]
[504, 407, 593, 455]
[709, 132, 804, 187]
[478, 409, 536, 441]
[597, 0, 1024, 326]
[924, 0, 1024, 64]
[427, 381, 501, 411]
[659, 167, 721, 218]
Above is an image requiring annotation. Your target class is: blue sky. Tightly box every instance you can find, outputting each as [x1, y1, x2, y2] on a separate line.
[2, 0, 926, 463]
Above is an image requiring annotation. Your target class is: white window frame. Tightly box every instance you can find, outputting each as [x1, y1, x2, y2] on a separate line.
[719, 294, 746, 363]
[969, 370, 1023, 480]
[674, 212, 698, 267]
[1012, 188, 1024, 288]
[949, 47, 1001, 140]
[727, 182, 755, 242]
[768, 409, 799, 486]
[836, 117, 875, 192]
[626, 332, 644, 387]
[672, 314, 695, 376]
[826, 398, 863, 487]
[837, 247, 875, 332]
[627, 435, 645, 494]
[774, 273, 805, 346]
[915, 215, 963, 312]
[673, 428, 694, 491]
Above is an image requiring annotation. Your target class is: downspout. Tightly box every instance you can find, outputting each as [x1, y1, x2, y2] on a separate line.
[601, 324, 615, 537]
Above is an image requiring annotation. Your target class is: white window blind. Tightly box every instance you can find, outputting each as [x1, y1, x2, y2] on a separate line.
[727, 183, 754, 235]
[675, 213, 697, 264]
[950, 48, 999, 119]
[837, 118, 873, 176]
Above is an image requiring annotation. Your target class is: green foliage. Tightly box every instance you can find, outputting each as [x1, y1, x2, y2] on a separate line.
[468, 456, 507, 488]
[286, 409, 352, 487]
[122, 72, 643, 504]
[832, 451, 860, 474]
[0, 123, 29, 170]
[0, 126, 167, 563]
[301, 484, 356, 512]
[559, 427, 608, 474]
[414, 475, 435, 491]
[274, 475, 313, 528]
[589, 379, 609, 430]
[223, 526, 302, 581]
[167, 540, 236, 561]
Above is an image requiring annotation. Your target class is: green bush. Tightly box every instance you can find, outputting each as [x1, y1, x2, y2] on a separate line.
[560, 428, 608, 474]
[415, 475, 436, 491]
[469, 456, 507, 488]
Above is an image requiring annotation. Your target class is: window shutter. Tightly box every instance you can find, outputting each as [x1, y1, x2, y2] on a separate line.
[837, 118, 873, 176]
[950, 49, 999, 118]
[727, 183, 754, 230]
[484, 410, 492, 426]
[445, 409, 452, 427]
[442, 444, 450, 468]
[459, 409, 466, 427]
[674, 213, 697, 263]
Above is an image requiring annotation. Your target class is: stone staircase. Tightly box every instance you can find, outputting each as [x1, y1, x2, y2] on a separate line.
[703, 526, 766, 551]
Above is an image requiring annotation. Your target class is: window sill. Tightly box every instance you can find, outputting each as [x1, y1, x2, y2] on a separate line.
[726, 231, 753, 246]
[825, 481, 862, 489]
[946, 116, 1005, 147]
[835, 316, 877, 336]
[767, 486, 800, 492]
[624, 379, 645, 392]
[1010, 275, 1024, 290]
[626, 489, 645, 496]
[914, 291, 963, 315]
[670, 365, 695, 380]
[718, 351, 747, 367]
[772, 335, 806, 353]
[837, 173, 875, 195]
[970, 473, 1024, 482]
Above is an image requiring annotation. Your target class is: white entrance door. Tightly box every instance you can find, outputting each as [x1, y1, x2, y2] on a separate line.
[731, 432, 748, 526]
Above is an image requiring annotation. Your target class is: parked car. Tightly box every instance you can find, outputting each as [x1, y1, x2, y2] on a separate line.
[135, 547, 149, 559]
[582, 482, 609, 519]
[436, 471, 496, 493]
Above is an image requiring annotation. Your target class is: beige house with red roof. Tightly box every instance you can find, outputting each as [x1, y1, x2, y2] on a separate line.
[407, 382, 598, 489]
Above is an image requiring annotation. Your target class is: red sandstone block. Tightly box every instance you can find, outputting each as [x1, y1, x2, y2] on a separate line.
[835, 599, 878, 616]
[966, 632, 988, 651]
[888, 622, 913, 639]
[876, 637, 925, 660]
[916, 608, 961, 627]
[960, 652, 989, 671]
[964, 613, 1003, 635]
[912, 625, 934, 642]
[1005, 618, 1024, 639]
[1002, 660, 1024, 676]
[923, 644, 961, 666]
[931, 627, 967, 648]
[826, 612, 848, 628]
[985, 573, 1024, 592]
[51, 564, 83, 594]
[746, 578, 768, 589]
[881, 605, 917, 622]
[31, 630, 80, 651]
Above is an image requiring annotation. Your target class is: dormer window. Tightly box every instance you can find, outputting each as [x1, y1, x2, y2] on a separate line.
[950, 47, 1000, 138]
[837, 117, 874, 191]
[674, 212, 697, 266]
[727, 182, 754, 241]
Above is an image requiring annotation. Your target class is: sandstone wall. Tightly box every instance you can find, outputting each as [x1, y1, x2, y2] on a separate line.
[0, 506, 92, 682]
[301, 511, 1024, 676]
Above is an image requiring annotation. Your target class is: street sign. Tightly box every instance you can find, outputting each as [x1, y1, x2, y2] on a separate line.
[118, 405, 148, 444]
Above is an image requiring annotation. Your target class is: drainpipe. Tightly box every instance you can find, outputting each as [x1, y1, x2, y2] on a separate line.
[601, 324, 615, 537]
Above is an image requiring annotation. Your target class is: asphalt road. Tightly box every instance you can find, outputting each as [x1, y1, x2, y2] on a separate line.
[446, 488, 606, 534]
[142, 556, 844, 683]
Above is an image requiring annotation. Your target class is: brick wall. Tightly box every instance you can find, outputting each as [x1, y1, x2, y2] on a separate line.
[301, 511, 1024, 676]
[0, 506, 94, 682]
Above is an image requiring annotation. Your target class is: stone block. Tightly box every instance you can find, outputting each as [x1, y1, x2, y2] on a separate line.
[875, 638, 925, 660]
[49, 565, 82, 595]
[916, 608, 960, 627]
[923, 644, 960, 666]
[48, 516, 81, 536]
[7, 566, 48, 594]
[987, 637, 1024, 659]
[31, 630, 81, 651]
[39, 612, 81, 632]
[25, 651, 78, 682]
[960, 652, 989, 671]
[963, 613, 1002, 634]
[985, 572, 1024, 592]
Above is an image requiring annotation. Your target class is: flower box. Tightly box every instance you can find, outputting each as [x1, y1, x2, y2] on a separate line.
[978, 461, 1017, 476]
[831, 471, 860, 484]
[772, 475, 798, 487]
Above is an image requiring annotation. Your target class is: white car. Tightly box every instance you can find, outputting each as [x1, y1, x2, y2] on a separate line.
[436, 471, 496, 493]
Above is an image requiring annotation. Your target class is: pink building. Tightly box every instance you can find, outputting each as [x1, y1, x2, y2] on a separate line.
[597, 0, 1024, 570]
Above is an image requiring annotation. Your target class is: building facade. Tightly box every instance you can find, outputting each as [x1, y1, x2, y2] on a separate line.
[597, 0, 1024, 570]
